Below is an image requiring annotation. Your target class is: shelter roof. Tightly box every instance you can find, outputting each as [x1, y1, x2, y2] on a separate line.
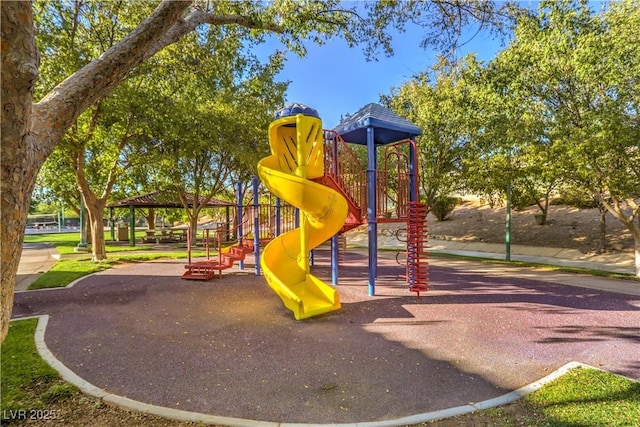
[332, 103, 422, 146]
[107, 191, 234, 209]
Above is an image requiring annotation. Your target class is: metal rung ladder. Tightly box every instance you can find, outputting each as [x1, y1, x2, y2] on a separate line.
[406, 201, 429, 296]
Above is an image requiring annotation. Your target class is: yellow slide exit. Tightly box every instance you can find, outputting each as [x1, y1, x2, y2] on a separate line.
[257, 111, 347, 320]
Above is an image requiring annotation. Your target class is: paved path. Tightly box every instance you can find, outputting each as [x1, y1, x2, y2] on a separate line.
[12, 246, 640, 425]
[16, 243, 60, 291]
[350, 234, 637, 276]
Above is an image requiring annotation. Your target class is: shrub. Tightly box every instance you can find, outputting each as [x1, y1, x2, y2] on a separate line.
[511, 191, 538, 211]
[552, 187, 600, 209]
[430, 196, 460, 221]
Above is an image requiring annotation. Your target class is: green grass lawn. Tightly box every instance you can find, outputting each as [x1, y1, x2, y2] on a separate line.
[24, 230, 208, 290]
[1, 319, 76, 414]
[24, 231, 162, 255]
[523, 367, 640, 426]
[24, 232, 211, 288]
[27, 258, 115, 290]
[28, 251, 208, 290]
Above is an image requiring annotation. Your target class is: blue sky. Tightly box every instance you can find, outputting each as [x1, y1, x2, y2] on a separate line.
[259, 22, 506, 129]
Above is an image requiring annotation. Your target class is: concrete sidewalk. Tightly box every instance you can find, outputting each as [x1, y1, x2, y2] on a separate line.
[347, 234, 637, 276]
[16, 243, 60, 291]
[429, 239, 636, 275]
[16, 236, 638, 293]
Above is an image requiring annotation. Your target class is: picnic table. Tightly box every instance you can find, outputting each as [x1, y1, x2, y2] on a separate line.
[142, 229, 187, 244]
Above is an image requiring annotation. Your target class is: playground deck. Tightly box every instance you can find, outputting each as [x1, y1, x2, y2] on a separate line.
[12, 249, 640, 425]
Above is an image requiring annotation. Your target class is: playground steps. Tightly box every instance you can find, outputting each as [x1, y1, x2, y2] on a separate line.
[182, 241, 255, 281]
[181, 263, 219, 281]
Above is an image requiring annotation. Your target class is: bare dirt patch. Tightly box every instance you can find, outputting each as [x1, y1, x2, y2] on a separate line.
[426, 200, 633, 255]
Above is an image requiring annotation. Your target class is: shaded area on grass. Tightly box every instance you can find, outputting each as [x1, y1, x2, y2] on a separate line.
[28, 259, 115, 290]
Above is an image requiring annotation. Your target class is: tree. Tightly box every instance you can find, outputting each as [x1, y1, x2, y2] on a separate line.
[144, 32, 286, 244]
[455, 37, 565, 223]
[34, 2, 285, 259]
[382, 55, 486, 213]
[34, 0, 159, 259]
[497, 0, 640, 274]
[1, 0, 511, 343]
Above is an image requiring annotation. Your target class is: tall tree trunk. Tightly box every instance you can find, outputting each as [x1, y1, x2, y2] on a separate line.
[186, 204, 204, 248]
[632, 228, 640, 278]
[189, 216, 199, 249]
[84, 195, 107, 261]
[602, 196, 640, 278]
[148, 208, 156, 231]
[597, 204, 607, 254]
[1, 1, 41, 343]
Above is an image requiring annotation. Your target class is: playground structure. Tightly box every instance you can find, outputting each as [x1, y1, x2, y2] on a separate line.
[183, 103, 429, 319]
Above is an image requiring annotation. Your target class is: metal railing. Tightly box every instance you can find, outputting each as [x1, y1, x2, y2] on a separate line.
[322, 130, 367, 220]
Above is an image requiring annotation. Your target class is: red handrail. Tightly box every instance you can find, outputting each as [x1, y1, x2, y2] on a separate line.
[322, 130, 366, 220]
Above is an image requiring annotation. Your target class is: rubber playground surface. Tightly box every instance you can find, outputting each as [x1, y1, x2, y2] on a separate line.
[12, 249, 640, 425]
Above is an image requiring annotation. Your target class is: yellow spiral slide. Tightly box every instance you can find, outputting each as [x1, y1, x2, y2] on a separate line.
[257, 111, 348, 320]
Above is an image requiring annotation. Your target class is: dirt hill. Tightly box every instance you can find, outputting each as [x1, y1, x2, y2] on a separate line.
[425, 200, 633, 255]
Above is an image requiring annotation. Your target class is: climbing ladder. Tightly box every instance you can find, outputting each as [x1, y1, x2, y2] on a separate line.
[406, 201, 429, 296]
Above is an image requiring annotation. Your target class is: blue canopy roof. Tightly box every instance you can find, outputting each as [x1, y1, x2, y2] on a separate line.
[333, 103, 421, 145]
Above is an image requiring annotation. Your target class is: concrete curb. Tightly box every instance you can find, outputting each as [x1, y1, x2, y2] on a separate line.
[18, 315, 602, 427]
[15, 273, 94, 294]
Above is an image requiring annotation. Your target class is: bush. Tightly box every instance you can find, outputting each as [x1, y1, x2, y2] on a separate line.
[553, 192, 598, 209]
[511, 191, 538, 211]
[430, 196, 460, 221]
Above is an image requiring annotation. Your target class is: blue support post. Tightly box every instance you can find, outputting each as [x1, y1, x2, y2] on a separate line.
[237, 182, 244, 270]
[253, 177, 261, 276]
[367, 126, 377, 296]
[331, 234, 339, 285]
[331, 135, 340, 285]
[275, 198, 281, 236]
[409, 138, 417, 203]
